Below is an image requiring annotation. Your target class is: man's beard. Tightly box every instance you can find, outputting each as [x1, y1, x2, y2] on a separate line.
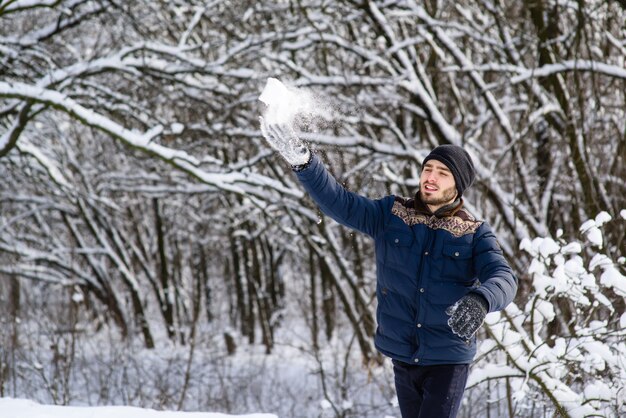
[421, 184, 457, 206]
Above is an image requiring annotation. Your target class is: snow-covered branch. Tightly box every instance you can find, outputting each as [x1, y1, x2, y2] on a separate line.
[0, 80, 302, 200]
[510, 60, 626, 84]
[472, 214, 626, 417]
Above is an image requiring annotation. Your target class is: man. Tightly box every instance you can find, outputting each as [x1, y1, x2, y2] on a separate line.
[260, 121, 517, 418]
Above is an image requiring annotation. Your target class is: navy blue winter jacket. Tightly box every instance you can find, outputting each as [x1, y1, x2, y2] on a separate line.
[295, 154, 517, 365]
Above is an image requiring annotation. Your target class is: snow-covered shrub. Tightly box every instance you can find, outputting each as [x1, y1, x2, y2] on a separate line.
[467, 211, 626, 418]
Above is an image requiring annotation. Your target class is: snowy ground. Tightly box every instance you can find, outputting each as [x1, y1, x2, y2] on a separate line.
[0, 398, 277, 418]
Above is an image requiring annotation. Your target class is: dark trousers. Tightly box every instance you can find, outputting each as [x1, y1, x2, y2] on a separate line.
[392, 360, 469, 418]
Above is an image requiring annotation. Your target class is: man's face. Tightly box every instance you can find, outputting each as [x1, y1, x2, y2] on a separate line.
[420, 159, 457, 207]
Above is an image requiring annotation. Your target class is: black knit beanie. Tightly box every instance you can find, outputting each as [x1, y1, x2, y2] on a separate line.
[422, 144, 476, 197]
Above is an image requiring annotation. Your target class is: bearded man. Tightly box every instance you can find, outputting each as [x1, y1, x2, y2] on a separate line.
[260, 121, 518, 418]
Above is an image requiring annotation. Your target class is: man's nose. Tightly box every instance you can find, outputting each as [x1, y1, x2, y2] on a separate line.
[425, 172, 437, 182]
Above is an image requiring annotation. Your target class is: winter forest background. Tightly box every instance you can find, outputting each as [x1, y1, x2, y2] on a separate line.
[1, 1, 625, 417]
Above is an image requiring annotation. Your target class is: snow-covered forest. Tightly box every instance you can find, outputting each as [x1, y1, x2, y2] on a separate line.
[1, 1, 624, 417]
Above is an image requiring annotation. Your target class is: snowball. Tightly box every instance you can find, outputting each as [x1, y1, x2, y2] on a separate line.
[621, 209, 626, 220]
[259, 78, 323, 125]
[259, 78, 293, 112]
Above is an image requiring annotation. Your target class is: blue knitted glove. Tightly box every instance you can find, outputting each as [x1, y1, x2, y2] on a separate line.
[446, 293, 489, 339]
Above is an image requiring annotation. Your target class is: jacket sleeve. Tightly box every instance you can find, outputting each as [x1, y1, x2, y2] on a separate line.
[294, 153, 390, 238]
[470, 222, 518, 312]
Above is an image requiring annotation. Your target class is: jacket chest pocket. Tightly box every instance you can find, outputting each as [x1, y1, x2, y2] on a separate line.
[441, 244, 474, 283]
[383, 229, 415, 270]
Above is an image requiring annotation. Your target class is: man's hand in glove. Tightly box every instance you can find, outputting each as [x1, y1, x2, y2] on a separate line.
[446, 293, 489, 339]
[259, 117, 311, 166]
